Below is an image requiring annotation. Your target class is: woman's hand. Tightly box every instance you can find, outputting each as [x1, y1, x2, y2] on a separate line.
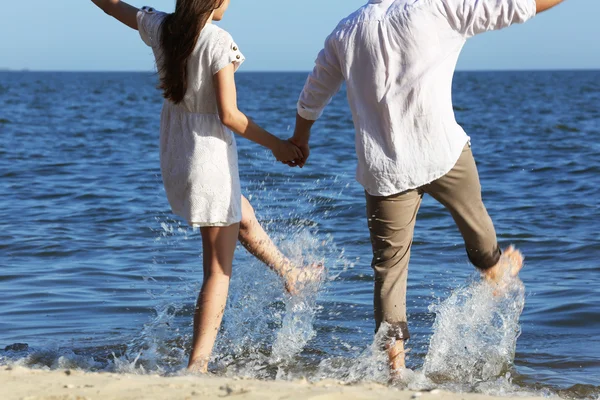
[271, 139, 303, 164]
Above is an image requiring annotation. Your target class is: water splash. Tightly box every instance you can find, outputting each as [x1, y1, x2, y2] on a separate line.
[314, 324, 392, 384]
[422, 274, 526, 385]
[213, 230, 330, 379]
[270, 231, 327, 364]
[116, 304, 188, 374]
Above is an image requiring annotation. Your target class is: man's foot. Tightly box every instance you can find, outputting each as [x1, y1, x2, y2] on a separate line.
[284, 263, 325, 295]
[387, 339, 407, 379]
[187, 359, 208, 374]
[482, 245, 524, 290]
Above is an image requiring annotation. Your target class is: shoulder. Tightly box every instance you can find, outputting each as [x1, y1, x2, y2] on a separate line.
[201, 24, 232, 42]
[137, 7, 168, 46]
[332, 5, 366, 35]
[138, 6, 168, 24]
[328, 2, 385, 43]
[384, 0, 455, 28]
[200, 25, 238, 53]
[137, 7, 168, 34]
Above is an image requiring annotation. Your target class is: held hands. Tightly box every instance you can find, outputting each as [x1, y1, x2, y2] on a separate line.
[287, 137, 310, 168]
[271, 114, 313, 168]
[271, 138, 304, 165]
[284, 114, 313, 168]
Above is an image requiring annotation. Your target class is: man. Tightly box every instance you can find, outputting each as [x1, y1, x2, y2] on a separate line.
[290, 0, 565, 375]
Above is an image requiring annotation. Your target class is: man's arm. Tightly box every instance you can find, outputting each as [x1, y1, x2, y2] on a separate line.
[443, 0, 540, 37]
[292, 35, 344, 167]
[536, 0, 564, 13]
[290, 114, 316, 168]
[91, 0, 139, 30]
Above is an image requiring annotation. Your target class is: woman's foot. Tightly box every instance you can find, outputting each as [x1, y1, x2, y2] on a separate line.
[283, 263, 325, 295]
[482, 245, 524, 291]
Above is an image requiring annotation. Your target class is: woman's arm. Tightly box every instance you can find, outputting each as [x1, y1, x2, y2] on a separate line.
[91, 0, 139, 30]
[214, 64, 303, 163]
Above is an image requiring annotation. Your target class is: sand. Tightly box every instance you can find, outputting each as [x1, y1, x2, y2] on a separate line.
[0, 366, 547, 400]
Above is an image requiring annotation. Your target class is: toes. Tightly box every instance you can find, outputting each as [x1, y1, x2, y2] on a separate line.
[502, 246, 524, 277]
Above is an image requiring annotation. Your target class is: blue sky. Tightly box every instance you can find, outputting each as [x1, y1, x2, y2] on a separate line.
[1, 0, 598, 71]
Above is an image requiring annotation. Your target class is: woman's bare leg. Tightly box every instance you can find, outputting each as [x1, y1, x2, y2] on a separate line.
[238, 195, 322, 294]
[187, 223, 239, 373]
[238, 196, 292, 276]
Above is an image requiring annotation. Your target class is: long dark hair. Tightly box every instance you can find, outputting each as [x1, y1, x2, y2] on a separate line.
[159, 0, 225, 104]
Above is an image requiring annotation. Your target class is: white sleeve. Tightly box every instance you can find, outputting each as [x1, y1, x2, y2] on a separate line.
[137, 7, 166, 47]
[210, 30, 245, 75]
[441, 0, 537, 38]
[297, 34, 344, 121]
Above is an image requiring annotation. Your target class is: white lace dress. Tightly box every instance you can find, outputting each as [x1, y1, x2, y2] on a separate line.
[137, 7, 245, 227]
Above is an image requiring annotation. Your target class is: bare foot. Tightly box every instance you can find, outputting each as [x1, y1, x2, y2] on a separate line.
[284, 263, 325, 295]
[483, 245, 524, 291]
[187, 359, 208, 374]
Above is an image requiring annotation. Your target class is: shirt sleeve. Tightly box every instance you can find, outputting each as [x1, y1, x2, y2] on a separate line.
[297, 34, 344, 121]
[137, 6, 167, 47]
[210, 30, 245, 75]
[441, 0, 537, 38]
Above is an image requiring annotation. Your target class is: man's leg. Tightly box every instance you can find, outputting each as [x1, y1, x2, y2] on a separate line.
[423, 144, 523, 280]
[366, 189, 422, 373]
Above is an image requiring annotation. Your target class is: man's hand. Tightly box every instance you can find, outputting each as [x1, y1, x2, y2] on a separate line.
[536, 0, 564, 13]
[271, 138, 303, 164]
[289, 137, 310, 168]
[285, 113, 316, 168]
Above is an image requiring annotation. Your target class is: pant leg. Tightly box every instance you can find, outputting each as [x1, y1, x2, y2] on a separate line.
[365, 189, 422, 340]
[423, 144, 501, 270]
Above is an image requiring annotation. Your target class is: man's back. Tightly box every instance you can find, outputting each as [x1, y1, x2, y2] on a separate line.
[298, 0, 536, 196]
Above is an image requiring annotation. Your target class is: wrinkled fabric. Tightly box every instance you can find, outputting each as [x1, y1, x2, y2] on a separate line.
[138, 8, 245, 226]
[298, 0, 536, 196]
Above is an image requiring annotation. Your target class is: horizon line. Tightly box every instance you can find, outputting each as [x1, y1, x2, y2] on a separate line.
[1, 67, 599, 74]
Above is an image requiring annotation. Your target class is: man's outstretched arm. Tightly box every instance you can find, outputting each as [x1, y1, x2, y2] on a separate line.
[536, 0, 564, 13]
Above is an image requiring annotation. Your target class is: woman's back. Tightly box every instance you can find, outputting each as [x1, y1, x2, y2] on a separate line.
[137, 7, 245, 227]
[137, 8, 244, 114]
[183, 23, 244, 114]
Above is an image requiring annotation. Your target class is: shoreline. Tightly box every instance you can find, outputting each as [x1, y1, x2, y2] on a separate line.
[0, 366, 548, 400]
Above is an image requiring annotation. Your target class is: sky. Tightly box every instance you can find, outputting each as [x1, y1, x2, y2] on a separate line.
[1, 0, 598, 72]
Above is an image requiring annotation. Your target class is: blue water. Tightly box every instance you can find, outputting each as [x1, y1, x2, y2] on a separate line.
[0, 71, 599, 398]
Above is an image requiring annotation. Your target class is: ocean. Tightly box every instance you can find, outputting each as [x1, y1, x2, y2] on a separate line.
[0, 70, 599, 399]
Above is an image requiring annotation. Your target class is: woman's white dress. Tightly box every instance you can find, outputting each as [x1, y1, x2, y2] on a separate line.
[137, 7, 245, 227]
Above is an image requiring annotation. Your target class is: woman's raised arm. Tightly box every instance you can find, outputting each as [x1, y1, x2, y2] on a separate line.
[91, 0, 139, 30]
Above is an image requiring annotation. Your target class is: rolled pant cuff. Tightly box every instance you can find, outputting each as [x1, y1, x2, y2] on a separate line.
[467, 245, 502, 271]
[377, 322, 411, 341]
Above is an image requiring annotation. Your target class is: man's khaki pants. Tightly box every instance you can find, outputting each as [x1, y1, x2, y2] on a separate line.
[365, 144, 501, 340]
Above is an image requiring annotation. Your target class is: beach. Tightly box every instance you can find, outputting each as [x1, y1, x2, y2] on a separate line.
[0, 366, 551, 400]
[1, 70, 599, 399]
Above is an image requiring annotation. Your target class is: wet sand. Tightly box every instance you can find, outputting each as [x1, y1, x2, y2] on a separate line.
[0, 366, 547, 400]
